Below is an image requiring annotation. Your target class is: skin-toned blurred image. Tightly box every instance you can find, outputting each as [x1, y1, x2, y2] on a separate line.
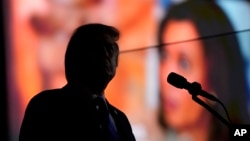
[5, 0, 250, 141]
[157, 1, 250, 141]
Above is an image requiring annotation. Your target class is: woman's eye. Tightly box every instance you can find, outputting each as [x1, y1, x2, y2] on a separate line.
[179, 56, 190, 71]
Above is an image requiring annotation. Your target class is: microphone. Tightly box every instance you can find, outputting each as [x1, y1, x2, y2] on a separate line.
[167, 72, 218, 101]
[167, 72, 188, 89]
[167, 72, 233, 128]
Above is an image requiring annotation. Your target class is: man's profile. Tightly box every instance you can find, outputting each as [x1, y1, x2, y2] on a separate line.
[19, 23, 136, 141]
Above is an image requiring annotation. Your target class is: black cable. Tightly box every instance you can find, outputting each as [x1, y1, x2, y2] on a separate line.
[119, 28, 250, 54]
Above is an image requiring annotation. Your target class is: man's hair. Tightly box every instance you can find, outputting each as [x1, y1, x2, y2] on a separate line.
[64, 23, 120, 93]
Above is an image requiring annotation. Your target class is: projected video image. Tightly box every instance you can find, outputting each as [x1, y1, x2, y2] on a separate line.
[5, 0, 250, 141]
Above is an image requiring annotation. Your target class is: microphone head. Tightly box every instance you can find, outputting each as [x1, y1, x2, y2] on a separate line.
[167, 72, 188, 89]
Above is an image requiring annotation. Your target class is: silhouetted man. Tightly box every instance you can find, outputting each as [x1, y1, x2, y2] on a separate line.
[19, 23, 136, 141]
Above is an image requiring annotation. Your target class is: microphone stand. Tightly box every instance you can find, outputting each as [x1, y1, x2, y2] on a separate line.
[192, 96, 231, 128]
[188, 82, 231, 128]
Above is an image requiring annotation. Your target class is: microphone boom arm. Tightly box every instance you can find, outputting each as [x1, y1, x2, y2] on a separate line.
[192, 95, 231, 128]
[188, 82, 232, 128]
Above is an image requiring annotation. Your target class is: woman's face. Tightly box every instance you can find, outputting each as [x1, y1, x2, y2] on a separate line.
[160, 20, 210, 130]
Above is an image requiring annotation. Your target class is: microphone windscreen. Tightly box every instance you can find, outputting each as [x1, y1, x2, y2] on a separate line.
[167, 72, 188, 89]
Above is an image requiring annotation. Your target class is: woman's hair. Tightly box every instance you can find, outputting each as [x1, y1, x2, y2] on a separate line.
[157, 0, 249, 140]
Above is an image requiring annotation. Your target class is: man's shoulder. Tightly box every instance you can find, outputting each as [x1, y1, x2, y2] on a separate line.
[32, 88, 62, 100]
[107, 102, 128, 118]
[28, 88, 65, 107]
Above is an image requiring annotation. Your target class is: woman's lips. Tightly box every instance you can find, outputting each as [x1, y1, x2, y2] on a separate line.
[163, 97, 178, 113]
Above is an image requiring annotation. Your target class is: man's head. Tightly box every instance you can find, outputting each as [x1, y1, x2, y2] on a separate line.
[64, 23, 119, 93]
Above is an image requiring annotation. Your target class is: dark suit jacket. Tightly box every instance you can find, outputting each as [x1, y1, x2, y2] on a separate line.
[19, 85, 136, 141]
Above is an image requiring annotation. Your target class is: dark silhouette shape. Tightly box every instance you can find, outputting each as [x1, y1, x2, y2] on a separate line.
[157, 1, 250, 141]
[19, 23, 136, 141]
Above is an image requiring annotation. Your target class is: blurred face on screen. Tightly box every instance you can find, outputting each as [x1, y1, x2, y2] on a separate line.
[160, 20, 211, 131]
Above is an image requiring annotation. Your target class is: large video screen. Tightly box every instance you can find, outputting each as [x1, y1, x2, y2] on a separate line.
[5, 0, 250, 141]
